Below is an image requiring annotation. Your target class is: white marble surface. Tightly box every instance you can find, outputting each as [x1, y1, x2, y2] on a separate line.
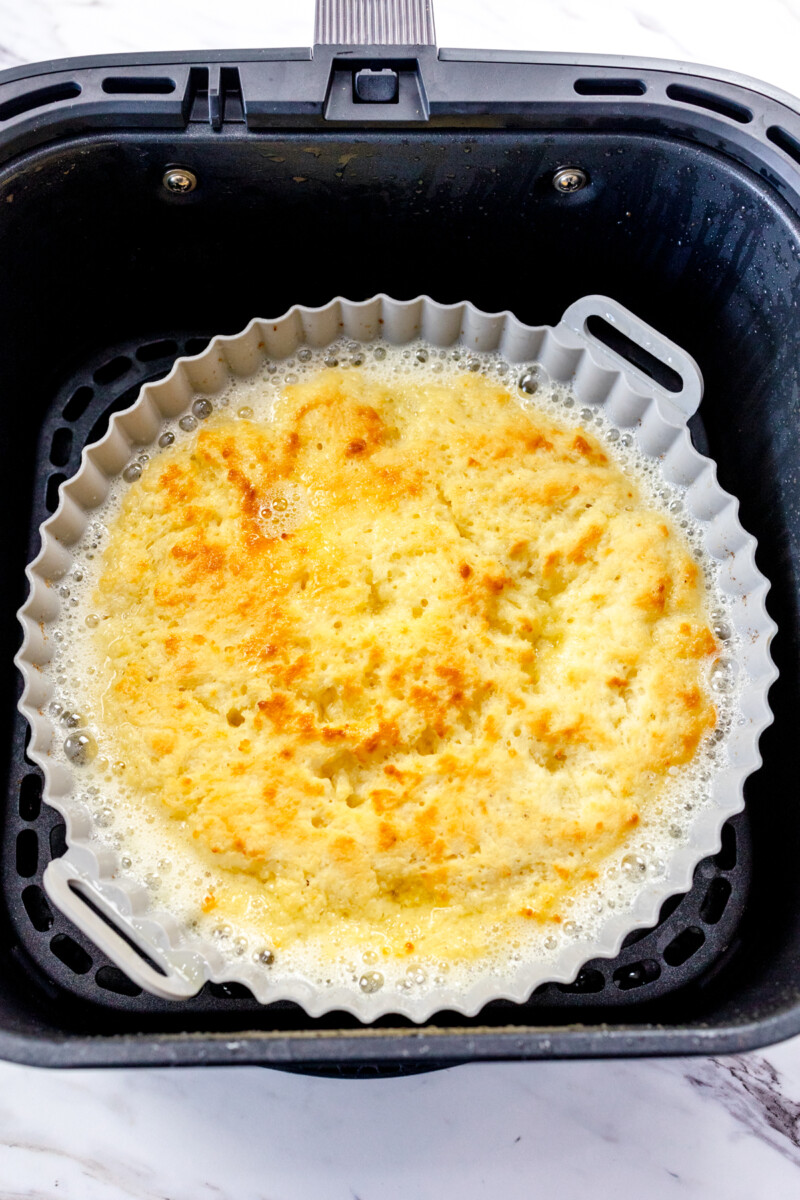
[2, 1047, 800, 1198]
[2, 2, 800, 1197]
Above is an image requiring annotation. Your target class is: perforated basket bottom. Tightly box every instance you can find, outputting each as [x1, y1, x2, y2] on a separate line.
[5, 333, 751, 1026]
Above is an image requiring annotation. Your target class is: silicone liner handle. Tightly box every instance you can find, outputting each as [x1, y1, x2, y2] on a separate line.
[44, 858, 201, 1000]
[560, 295, 704, 420]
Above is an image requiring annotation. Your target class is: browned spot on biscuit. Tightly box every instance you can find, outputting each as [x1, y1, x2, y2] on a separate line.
[572, 433, 607, 464]
[567, 524, 603, 565]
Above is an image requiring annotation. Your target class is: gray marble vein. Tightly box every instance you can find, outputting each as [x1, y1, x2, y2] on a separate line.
[685, 1055, 800, 1166]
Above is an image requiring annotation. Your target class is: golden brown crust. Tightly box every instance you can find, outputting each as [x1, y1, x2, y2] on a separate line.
[92, 368, 718, 952]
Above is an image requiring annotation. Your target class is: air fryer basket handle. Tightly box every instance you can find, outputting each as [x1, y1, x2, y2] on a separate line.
[559, 295, 704, 420]
[315, 0, 436, 44]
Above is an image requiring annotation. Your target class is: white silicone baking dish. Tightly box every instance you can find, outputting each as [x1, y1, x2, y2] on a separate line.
[15, 294, 777, 1022]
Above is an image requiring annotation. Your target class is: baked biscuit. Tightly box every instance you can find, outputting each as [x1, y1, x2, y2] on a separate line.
[92, 367, 718, 959]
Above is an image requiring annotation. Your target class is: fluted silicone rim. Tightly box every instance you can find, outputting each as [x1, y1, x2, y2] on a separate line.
[15, 294, 777, 1022]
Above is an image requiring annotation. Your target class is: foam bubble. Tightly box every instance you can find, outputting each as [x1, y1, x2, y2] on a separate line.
[192, 398, 213, 421]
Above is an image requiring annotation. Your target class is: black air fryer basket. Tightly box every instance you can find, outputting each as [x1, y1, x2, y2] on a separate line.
[2, 0, 799, 1072]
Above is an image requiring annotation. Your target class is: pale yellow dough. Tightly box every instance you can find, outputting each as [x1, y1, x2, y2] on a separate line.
[92, 367, 717, 961]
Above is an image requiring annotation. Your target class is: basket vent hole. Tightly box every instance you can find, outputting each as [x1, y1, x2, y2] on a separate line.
[620, 926, 649, 949]
[574, 78, 646, 96]
[50, 933, 93, 975]
[207, 981, 256, 1000]
[556, 968, 605, 994]
[18, 773, 42, 820]
[86, 386, 142, 446]
[136, 338, 178, 363]
[50, 426, 73, 467]
[714, 822, 737, 871]
[663, 925, 705, 967]
[102, 76, 176, 95]
[0, 81, 81, 122]
[45, 473, 66, 514]
[612, 958, 661, 991]
[15, 829, 38, 877]
[185, 337, 210, 357]
[62, 385, 93, 422]
[22, 884, 54, 932]
[767, 126, 800, 166]
[49, 823, 68, 860]
[656, 892, 684, 926]
[665, 83, 752, 124]
[700, 877, 732, 925]
[95, 965, 143, 996]
[93, 355, 131, 385]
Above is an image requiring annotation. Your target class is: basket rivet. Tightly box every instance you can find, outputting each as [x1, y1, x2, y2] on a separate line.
[553, 166, 588, 194]
[162, 167, 197, 195]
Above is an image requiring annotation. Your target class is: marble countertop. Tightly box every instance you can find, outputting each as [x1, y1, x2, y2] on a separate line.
[2, 2, 800, 1197]
[2, 1046, 800, 1199]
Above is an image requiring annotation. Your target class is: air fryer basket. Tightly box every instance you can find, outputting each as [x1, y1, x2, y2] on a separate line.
[1, 0, 799, 1069]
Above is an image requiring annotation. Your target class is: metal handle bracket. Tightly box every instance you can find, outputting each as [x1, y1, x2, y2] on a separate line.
[315, 0, 436, 46]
